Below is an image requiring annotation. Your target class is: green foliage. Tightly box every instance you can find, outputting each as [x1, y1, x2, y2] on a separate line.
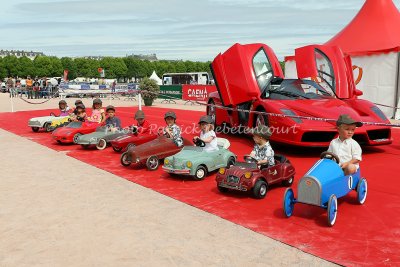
[139, 77, 160, 100]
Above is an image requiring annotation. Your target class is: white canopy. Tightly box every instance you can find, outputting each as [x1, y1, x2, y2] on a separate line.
[149, 71, 162, 85]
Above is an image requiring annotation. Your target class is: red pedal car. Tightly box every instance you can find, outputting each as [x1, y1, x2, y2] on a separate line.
[207, 43, 392, 147]
[110, 132, 158, 152]
[52, 121, 102, 144]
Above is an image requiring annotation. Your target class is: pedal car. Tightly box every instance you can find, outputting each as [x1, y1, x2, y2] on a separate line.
[162, 138, 236, 180]
[48, 116, 71, 131]
[28, 113, 69, 132]
[110, 131, 158, 152]
[52, 121, 102, 144]
[283, 151, 368, 226]
[120, 135, 192, 170]
[216, 154, 295, 199]
[74, 126, 127, 149]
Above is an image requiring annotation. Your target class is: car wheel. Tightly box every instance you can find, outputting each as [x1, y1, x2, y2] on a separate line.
[81, 144, 90, 149]
[282, 176, 294, 187]
[227, 156, 235, 168]
[73, 133, 82, 144]
[217, 185, 229, 193]
[146, 156, 159, 171]
[254, 109, 269, 128]
[283, 188, 295, 217]
[126, 143, 136, 151]
[194, 166, 207, 180]
[96, 138, 107, 150]
[32, 127, 39, 132]
[356, 178, 368, 204]
[252, 179, 268, 199]
[327, 194, 338, 226]
[112, 146, 123, 152]
[44, 123, 52, 132]
[207, 99, 217, 127]
[120, 152, 131, 166]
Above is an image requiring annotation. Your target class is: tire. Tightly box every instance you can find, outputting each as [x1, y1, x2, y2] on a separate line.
[120, 152, 131, 166]
[227, 156, 235, 168]
[96, 138, 107, 150]
[282, 176, 294, 187]
[112, 146, 123, 152]
[81, 144, 90, 149]
[32, 127, 39, 132]
[254, 109, 269, 128]
[252, 179, 268, 199]
[194, 166, 207, 180]
[73, 133, 82, 144]
[356, 178, 368, 204]
[283, 188, 295, 217]
[44, 123, 52, 132]
[327, 195, 338, 226]
[146, 156, 159, 171]
[218, 185, 229, 193]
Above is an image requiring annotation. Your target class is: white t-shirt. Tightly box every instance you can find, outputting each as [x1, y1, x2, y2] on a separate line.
[327, 137, 362, 169]
[200, 130, 218, 152]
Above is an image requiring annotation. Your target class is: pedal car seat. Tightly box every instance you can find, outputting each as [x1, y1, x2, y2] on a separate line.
[216, 138, 230, 149]
[274, 154, 287, 164]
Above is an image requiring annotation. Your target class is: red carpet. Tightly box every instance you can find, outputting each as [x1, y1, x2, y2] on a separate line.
[1, 107, 399, 266]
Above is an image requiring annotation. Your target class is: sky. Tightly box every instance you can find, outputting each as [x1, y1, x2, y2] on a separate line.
[0, 0, 399, 61]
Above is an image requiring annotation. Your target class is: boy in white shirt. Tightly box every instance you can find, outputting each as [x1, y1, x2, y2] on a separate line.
[328, 114, 362, 175]
[194, 115, 218, 152]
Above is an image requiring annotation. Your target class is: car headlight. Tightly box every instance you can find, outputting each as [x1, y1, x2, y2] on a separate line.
[281, 109, 302, 123]
[186, 161, 192, 168]
[164, 158, 169, 165]
[65, 131, 72, 135]
[219, 168, 226, 175]
[244, 172, 252, 179]
[371, 106, 388, 121]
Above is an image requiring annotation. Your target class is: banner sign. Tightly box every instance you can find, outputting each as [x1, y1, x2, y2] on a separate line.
[182, 85, 217, 102]
[159, 85, 182, 100]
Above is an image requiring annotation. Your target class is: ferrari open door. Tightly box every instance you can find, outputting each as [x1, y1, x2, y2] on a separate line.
[211, 43, 284, 106]
[295, 45, 358, 99]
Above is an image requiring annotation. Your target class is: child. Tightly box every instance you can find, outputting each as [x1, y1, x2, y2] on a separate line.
[88, 98, 105, 123]
[164, 111, 183, 147]
[58, 100, 70, 116]
[132, 110, 150, 134]
[328, 114, 362, 175]
[250, 125, 275, 167]
[74, 104, 87, 122]
[193, 115, 218, 152]
[105, 105, 121, 129]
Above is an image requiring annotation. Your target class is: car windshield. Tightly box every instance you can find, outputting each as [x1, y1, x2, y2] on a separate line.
[183, 146, 203, 152]
[96, 126, 107, 132]
[265, 79, 335, 100]
[67, 121, 82, 128]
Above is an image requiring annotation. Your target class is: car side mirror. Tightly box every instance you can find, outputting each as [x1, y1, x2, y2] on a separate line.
[354, 89, 363, 96]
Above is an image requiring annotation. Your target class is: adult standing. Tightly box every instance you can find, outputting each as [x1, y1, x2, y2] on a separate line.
[26, 76, 33, 99]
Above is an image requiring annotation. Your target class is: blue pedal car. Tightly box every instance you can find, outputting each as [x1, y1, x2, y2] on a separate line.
[283, 152, 368, 226]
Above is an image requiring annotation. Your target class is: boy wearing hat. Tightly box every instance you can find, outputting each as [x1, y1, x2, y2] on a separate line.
[132, 110, 150, 134]
[328, 114, 362, 175]
[250, 125, 275, 167]
[105, 105, 121, 129]
[164, 111, 183, 147]
[193, 115, 218, 152]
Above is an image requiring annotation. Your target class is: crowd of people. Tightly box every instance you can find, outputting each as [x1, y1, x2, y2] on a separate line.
[1, 76, 59, 99]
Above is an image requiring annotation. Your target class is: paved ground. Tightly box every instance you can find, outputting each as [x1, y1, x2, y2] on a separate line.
[0, 93, 335, 266]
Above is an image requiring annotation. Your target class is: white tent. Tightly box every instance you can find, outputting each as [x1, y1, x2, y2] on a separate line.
[149, 71, 162, 85]
[285, 0, 400, 119]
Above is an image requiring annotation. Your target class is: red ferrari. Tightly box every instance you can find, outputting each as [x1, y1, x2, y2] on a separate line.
[207, 43, 392, 147]
[52, 121, 102, 144]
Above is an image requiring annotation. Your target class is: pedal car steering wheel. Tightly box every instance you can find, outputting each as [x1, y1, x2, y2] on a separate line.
[320, 151, 340, 164]
[193, 138, 206, 147]
[131, 126, 138, 134]
[243, 155, 258, 164]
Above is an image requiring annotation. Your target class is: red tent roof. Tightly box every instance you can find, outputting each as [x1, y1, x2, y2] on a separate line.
[325, 0, 400, 56]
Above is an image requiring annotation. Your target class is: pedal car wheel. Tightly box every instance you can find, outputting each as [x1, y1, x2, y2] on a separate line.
[252, 179, 268, 199]
[73, 133, 82, 144]
[217, 185, 229, 193]
[283, 188, 295, 217]
[356, 178, 368, 204]
[96, 138, 107, 150]
[44, 123, 52, 132]
[327, 195, 338, 226]
[227, 156, 235, 167]
[282, 176, 294, 187]
[194, 166, 207, 180]
[112, 146, 122, 152]
[120, 152, 131, 167]
[31, 127, 39, 132]
[146, 156, 159, 171]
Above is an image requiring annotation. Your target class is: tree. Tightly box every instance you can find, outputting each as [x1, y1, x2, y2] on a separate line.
[17, 56, 34, 78]
[33, 56, 52, 77]
[61, 57, 77, 80]
[3, 56, 19, 77]
[0, 58, 7, 78]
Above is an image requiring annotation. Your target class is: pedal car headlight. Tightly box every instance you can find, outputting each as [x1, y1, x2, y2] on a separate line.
[186, 161, 192, 168]
[219, 168, 226, 175]
[164, 158, 169, 165]
[244, 172, 252, 179]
